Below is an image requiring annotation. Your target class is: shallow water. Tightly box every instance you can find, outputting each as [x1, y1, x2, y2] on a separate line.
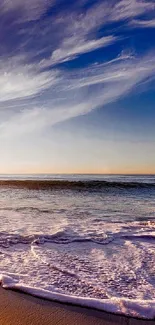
[0, 175, 154, 318]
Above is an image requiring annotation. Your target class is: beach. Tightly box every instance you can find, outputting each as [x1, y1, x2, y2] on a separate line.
[0, 175, 154, 320]
[0, 287, 154, 325]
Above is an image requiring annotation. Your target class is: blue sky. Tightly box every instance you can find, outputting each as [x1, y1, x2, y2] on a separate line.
[0, 0, 155, 174]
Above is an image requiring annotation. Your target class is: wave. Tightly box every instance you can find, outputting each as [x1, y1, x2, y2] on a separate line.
[0, 228, 155, 319]
[0, 228, 155, 248]
[0, 231, 114, 247]
[122, 234, 155, 241]
[0, 207, 51, 213]
[0, 179, 155, 190]
[0, 274, 155, 319]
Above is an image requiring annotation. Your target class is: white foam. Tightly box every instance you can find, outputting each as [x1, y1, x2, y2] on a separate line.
[0, 183, 154, 320]
[0, 274, 155, 319]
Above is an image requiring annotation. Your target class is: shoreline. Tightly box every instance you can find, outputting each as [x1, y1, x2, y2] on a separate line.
[1, 275, 155, 320]
[0, 287, 154, 325]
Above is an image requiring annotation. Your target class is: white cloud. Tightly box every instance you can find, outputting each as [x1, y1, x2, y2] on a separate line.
[110, 0, 154, 22]
[0, 0, 53, 21]
[47, 36, 117, 66]
[130, 18, 155, 27]
[1, 51, 155, 138]
[0, 102, 91, 137]
[43, 0, 154, 66]
[61, 0, 154, 35]
[0, 1, 155, 138]
[64, 53, 155, 91]
[0, 57, 59, 102]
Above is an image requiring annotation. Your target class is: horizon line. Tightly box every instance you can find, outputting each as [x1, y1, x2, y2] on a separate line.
[0, 173, 155, 176]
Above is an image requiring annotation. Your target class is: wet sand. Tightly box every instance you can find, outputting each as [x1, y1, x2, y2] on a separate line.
[0, 287, 154, 325]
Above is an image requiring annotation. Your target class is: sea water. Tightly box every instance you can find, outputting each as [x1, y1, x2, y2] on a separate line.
[0, 175, 154, 319]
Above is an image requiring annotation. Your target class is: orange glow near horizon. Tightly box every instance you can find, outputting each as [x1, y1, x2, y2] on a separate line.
[0, 166, 155, 175]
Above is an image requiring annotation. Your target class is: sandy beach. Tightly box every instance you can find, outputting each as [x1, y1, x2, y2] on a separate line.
[0, 287, 154, 325]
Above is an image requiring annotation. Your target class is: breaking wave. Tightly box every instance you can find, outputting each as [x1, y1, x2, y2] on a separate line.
[0, 274, 155, 320]
[0, 227, 155, 248]
[0, 179, 155, 190]
[0, 175, 154, 319]
[0, 231, 114, 247]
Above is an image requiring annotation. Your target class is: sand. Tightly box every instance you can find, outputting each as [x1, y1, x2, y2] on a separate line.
[0, 287, 154, 325]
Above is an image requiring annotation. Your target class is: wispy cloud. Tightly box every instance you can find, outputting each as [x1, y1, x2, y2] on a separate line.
[42, 0, 155, 66]
[64, 52, 155, 91]
[0, 0, 155, 140]
[130, 18, 155, 28]
[1, 51, 155, 138]
[0, 57, 59, 102]
[0, 0, 53, 21]
[110, 0, 154, 22]
[44, 36, 117, 66]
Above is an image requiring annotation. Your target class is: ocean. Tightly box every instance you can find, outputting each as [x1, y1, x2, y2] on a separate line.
[0, 174, 154, 319]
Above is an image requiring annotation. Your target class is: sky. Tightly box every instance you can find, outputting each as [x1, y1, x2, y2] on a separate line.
[0, 0, 155, 174]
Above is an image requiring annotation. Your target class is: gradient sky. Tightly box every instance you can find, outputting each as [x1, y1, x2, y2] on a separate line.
[0, 0, 155, 174]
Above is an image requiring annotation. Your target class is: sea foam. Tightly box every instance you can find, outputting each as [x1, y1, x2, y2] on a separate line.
[0, 274, 155, 320]
[0, 175, 154, 320]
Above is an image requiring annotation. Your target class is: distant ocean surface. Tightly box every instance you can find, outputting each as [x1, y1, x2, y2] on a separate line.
[0, 174, 154, 319]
